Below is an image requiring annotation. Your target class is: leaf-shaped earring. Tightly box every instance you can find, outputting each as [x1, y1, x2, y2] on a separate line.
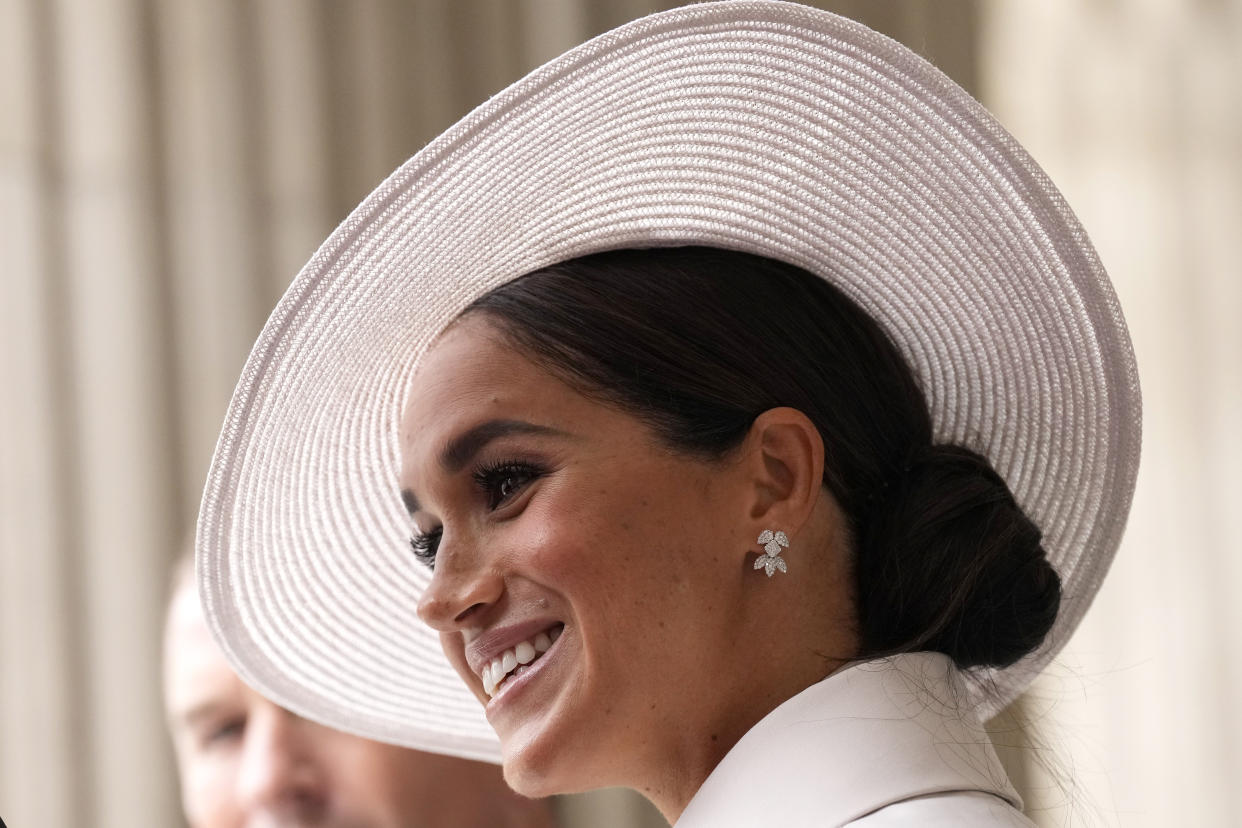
[754, 529, 789, 577]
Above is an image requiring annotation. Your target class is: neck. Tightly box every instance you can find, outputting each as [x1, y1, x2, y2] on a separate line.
[640, 638, 854, 823]
[645, 664, 850, 823]
[630, 502, 859, 822]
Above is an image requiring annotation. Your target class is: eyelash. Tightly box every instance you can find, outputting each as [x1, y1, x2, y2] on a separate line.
[408, 459, 547, 569]
[409, 529, 442, 569]
[473, 458, 546, 510]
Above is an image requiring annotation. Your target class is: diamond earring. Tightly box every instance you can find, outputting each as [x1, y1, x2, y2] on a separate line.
[755, 529, 789, 577]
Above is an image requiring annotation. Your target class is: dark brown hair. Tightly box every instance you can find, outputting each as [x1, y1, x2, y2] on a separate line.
[463, 246, 1060, 670]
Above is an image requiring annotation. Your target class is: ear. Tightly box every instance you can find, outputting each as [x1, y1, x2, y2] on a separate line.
[740, 407, 824, 536]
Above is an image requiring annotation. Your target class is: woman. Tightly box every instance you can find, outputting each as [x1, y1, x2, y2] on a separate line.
[197, 3, 1140, 826]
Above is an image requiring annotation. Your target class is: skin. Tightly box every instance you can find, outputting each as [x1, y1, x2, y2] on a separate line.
[163, 573, 556, 828]
[402, 316, 860, 823]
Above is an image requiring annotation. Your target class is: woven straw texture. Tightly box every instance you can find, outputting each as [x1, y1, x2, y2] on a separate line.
[198, 0, 1140, 761]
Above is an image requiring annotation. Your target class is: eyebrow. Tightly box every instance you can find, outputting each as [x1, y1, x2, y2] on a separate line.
[400, 419, 566, 515]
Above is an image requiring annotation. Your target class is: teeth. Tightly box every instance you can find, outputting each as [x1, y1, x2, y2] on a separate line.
[489, 656, 503, 685]
[481, 625, 563, 698]
[482, 663, 496, 697]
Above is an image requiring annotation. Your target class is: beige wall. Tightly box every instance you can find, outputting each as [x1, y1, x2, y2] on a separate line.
[981, 2, 1242, 825]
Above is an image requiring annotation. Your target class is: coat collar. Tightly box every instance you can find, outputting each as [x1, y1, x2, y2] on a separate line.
[674, 652, 1021, 827]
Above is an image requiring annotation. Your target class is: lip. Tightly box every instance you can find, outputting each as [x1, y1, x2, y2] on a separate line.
[485, 627, 565, 715]
[464, 617, 563, 679]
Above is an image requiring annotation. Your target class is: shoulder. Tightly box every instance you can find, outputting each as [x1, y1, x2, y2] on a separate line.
[849, 791, 1037, 826]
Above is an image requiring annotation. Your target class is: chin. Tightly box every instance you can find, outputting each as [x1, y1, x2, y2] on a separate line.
[500, 733, 595, 799]
[502, 756, 563, 799]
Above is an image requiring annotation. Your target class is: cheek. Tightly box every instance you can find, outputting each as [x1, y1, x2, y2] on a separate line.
[516, 485, 634, 582]
[531, 474, 693, 611]
[585, 469, 739, 625]
[500, 461, 729, 619]
[439, 632, 478, 693]
[183, 755, 237, 824]
[494, 482, 592, 576]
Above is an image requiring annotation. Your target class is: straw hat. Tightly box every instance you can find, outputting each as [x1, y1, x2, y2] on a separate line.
[198, 0, 1140, 762]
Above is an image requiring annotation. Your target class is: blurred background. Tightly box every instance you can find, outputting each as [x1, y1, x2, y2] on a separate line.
[2, 0, 1238, 825]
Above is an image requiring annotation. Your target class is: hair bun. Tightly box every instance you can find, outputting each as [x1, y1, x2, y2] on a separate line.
[855, 444, 1062, 670]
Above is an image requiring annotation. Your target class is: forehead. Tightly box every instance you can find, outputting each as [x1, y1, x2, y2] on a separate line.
[399, 316, 646, 491]
[403, 317, 582, 441]
[409, 317, 539, 406]
[164, 585, 245, 713]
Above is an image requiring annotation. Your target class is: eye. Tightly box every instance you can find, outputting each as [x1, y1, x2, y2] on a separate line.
[202, 716, 245, 750]
[410, 528, 442, 570]
[473, 460, 545, 510]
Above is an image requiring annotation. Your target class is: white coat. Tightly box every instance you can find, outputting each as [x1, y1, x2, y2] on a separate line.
[675, 652, 1034, 827]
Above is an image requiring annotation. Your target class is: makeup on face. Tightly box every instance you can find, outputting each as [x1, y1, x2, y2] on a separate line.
[402, 318, 756, 801]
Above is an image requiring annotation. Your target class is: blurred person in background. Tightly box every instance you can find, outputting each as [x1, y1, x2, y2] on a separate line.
[163, 554, 558, 828]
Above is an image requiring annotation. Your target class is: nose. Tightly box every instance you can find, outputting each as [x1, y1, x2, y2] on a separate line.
[236, 707, 327, 819]
[416, 534, 505, 631]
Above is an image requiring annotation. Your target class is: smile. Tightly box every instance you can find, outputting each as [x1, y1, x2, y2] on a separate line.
[481, 623, 563, 698]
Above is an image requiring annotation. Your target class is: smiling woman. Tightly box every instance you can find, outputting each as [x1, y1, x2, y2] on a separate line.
[195, 2, 1140, 826]
[399, 246, 1059, 817]
[401, 306, 853, 809]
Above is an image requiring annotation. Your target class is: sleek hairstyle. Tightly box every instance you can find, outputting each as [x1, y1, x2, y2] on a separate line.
[462, 246, 1060, 670]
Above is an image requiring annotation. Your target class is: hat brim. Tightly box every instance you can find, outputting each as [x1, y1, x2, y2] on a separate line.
[198, 0, 1140, 762]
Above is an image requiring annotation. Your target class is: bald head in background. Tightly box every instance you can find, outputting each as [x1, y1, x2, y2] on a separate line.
[164, 556, 556, 828]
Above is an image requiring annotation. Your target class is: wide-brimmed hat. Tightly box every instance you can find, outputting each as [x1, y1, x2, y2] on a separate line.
[198, 0, 1140, 762]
